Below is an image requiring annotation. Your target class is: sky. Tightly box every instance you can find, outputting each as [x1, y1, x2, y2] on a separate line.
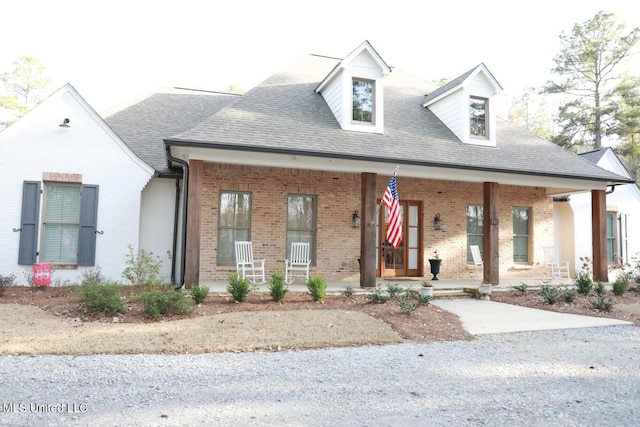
[2, 0, 639, 115]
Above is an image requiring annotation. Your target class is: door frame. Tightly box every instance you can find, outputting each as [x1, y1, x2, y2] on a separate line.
[376, 200, 422, 277]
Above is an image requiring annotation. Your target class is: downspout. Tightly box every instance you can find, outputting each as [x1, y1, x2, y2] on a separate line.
[606, 185, 615, 195]
[170, 178, 181, 284]
[165, 145, 189, 290]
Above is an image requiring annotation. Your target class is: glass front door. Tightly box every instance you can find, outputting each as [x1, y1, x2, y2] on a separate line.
[377, 201, 421, 277]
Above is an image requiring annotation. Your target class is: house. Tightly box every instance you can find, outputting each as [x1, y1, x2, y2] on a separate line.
[554, 147, 640, 278]
[161, 41, 633, 288]
[0, 84, 237, 285]
[2, 41, 633, 288]
[0, 84, 154, 285]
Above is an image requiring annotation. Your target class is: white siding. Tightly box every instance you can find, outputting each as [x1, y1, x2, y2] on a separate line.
[139, 178, 177, 282]
[0, 85, 153, 285]
[322, 77, 343, 126]
[429, 90, 464, 142]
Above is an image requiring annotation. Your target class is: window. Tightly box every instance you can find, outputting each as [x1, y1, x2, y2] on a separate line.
[466, 205, 484, 262]
[18, 180, 99, 266]
[287, 195, 316, 263]
[352, 79, 374, 123]
[470, 97, 487, 138]
[606, 212, 617, 263]
[512, 207, 530, 263]
[218, 192, 251, 266]
[42, 184, 81, 263]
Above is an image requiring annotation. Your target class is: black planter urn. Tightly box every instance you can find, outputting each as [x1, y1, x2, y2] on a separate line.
[428, 259, 442, 280]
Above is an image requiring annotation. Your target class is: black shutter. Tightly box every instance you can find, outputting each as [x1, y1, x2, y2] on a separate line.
[18, 181, 42, 265]
[77, 184, 99, 266]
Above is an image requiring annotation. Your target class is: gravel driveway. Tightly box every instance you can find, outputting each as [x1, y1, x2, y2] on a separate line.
[1, 325, 639, 426]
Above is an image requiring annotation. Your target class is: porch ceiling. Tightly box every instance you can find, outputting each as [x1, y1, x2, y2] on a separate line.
[169, 145, 611, 195]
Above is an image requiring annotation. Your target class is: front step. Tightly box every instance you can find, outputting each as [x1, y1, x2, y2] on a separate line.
[433, 287, 476, 299]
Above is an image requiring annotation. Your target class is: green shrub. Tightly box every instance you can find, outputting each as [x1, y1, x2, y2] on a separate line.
[591, 282, 614, 312]
[76, 281, 125, 315]
[512, 283, 528, 292]
[366, 285, 391, 304]
[122, 245, 163, 287]
[342, 285, 355, 297]
[189, 284, 209, 304]
[561, 289, 577, 303]
[139, 287, 192, 318]
[574, 270, 593, 295]
[540, 285, 559, 305]
[269, 270, 288, 302]
[612, 276, 629, 296]
[306, 276, 327, 301]
[398, 290, 420, 315]
[227, 272, 252, 302]
[386, 283, 404, 298]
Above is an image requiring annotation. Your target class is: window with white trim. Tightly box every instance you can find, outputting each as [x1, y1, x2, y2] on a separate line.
[512, 207, 530, 263]
[352, 78, 374, 124]
[470, 96, 488, 138]
[466, 205, 484, 262]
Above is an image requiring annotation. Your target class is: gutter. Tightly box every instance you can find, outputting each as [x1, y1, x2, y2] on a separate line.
[164, 145, 189, 290]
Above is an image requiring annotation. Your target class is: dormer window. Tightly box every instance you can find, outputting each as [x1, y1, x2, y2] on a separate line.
[352, 79, 374, 124]
[470, 97, 488, 138]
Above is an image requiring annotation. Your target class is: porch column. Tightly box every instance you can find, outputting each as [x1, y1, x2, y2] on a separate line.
[184, 159, 203, 288]
[483, 182, 500, 285]
[360, 172, 377, 288]
[591, 190, 608, 282]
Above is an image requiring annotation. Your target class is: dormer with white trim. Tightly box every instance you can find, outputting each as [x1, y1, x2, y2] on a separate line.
[315, 41, 391, 134]
[422, 64, 502, 147]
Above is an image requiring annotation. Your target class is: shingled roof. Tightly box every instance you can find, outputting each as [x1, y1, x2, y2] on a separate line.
[166, 53, 630, 185]
[105, 88, 240, 173]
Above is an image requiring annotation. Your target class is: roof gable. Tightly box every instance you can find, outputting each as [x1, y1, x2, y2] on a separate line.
[0, 83, 153, 176]
[315, 40, 391, 93]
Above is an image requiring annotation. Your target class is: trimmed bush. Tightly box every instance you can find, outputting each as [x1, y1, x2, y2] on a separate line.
[269, 270, 288, 302]
[612, 275, 629, 296]
[76, 281, 125, 315]
[227, 272, 252, 302]
[189, 284, 209, 304]
[139, 287, 192, 318]
[574, 270, 593, 295]
[306, 276, 327, 301]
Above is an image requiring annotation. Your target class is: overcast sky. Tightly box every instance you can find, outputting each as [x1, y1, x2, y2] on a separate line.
[2, 0, 639, 114]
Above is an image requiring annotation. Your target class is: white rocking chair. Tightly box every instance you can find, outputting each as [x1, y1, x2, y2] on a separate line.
[543, 246, 570, 279]
[470, 245, 484, 280]
[284, 242, 311, 284]
[235, 241, 266, 284]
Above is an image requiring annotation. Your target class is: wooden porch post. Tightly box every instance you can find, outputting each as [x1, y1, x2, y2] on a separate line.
[184, 159, 203, 288]
[591, 189, 608, 282]
[360, 173, 377, 288]
[483, 182, 500, 285]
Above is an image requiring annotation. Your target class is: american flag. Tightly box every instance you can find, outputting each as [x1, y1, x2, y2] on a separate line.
[382, 172, 402, 248]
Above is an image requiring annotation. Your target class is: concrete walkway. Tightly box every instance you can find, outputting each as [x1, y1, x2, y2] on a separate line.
[431, 298, 633, 335]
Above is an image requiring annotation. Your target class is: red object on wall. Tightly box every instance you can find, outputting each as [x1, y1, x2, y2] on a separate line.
[33, 263, 52, 286]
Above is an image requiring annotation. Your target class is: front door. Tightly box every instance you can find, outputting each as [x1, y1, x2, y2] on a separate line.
[377, 201, 422, 277]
